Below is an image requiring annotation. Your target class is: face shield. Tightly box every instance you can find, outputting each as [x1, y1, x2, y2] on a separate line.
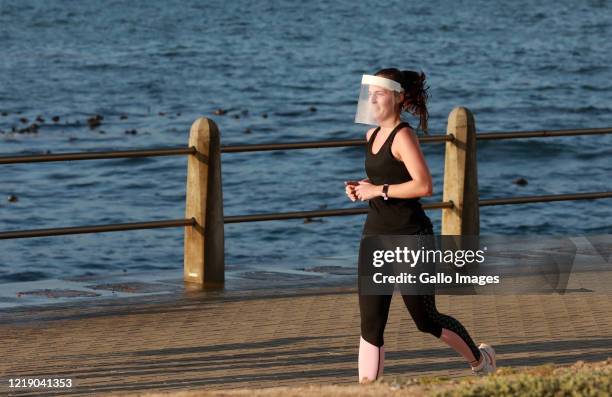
[354, 74, 404, 126]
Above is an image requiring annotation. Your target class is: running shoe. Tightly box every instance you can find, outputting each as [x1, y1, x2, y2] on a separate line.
[471, 343, 496, 376]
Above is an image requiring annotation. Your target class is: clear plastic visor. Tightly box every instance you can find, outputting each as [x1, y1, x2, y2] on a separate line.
[354, 75, 404, 125]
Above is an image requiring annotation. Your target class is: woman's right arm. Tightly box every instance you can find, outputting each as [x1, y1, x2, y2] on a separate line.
[345, 128, 375, 201]
[361, 127, 376, 184]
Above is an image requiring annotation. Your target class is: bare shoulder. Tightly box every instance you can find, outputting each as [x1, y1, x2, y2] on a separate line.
[366, 127, 376, 142]
[391, 126, 421, 160]
[394, 125, 419, 145]
[397, 125, 416, 137]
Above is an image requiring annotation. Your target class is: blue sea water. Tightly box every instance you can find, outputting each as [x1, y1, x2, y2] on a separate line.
[0, 0, 611, 285]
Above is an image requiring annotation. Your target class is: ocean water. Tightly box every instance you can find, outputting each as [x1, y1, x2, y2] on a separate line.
[0, 0, 611, 285]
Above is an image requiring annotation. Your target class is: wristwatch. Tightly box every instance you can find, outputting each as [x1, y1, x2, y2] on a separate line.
[382, 184, 389, 200]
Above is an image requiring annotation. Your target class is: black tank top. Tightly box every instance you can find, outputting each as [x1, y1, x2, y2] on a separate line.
[362, 122, 433, 235]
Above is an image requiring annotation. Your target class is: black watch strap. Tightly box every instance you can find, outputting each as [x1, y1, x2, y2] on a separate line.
[382, 184, 389, 200]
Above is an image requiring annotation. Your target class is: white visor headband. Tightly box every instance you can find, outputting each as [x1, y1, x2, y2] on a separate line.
[361, 75, 404, 92]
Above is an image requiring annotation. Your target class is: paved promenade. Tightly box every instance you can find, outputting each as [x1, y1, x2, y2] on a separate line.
[1, 271, 612, 396]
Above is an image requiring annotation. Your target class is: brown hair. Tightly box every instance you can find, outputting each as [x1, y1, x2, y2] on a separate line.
[374, 68, 430, 135]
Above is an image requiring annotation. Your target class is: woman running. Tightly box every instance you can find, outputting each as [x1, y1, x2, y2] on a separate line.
[344, 68, 496, 383]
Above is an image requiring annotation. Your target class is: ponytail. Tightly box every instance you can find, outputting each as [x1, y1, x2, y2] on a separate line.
[374, 68, 431, 135]
[400, 70, 430, 135]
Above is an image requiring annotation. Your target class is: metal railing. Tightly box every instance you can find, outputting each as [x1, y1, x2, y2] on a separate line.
[1, 111, 611, 284]
[2, 126, 610, 235]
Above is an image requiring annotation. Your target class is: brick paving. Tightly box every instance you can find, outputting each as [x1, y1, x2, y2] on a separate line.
[1, 272, 612, 396]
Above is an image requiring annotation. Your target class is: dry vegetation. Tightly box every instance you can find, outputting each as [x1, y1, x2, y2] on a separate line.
[113, 358, 612, 397]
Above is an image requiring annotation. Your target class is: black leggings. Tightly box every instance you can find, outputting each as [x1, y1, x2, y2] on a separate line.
[358, 226, 481, 361]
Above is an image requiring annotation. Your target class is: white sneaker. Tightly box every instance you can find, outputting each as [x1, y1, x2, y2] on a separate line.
[471, 343, 496, 376]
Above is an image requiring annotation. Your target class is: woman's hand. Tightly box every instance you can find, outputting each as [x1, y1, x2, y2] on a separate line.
[344, 178, 370, 202]
[344, 180, 358, 202]
[354, 180, 382, 201]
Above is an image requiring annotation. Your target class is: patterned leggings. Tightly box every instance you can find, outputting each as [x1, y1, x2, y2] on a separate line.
[358, 225, 481, 361]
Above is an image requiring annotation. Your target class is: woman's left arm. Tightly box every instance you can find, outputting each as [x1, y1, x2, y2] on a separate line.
[387, 127, 433, 198]
[354, 127, 433, 201]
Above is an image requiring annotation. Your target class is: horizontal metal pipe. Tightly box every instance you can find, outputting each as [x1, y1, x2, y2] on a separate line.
[2, 191, 610, 238]
[476, 127, 612, 140]
[223, 201, 454, 223]
[220, 135, 452, 153]
[0, 147, 196, 165]
[1, 128, 610, 163]
[220, 127, 612, 152]
[0, 219, 195, 240]
[223, 191, 612, 223]
[479, 191, 612, 206]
